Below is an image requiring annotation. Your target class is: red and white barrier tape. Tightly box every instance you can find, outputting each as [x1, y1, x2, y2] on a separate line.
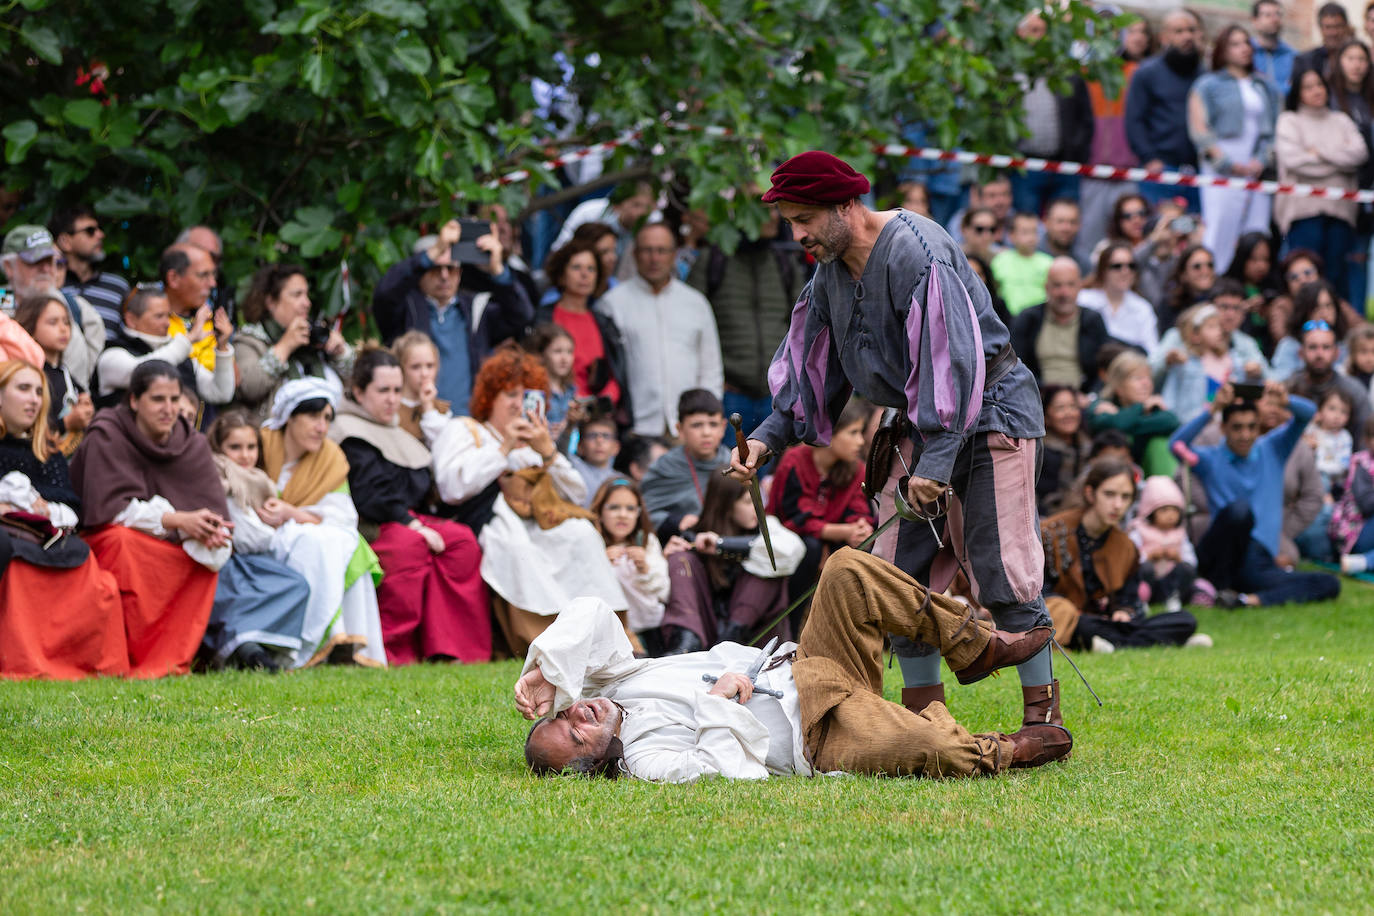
[484, 126, 1374, 204]
[873, 143, 1374, 203]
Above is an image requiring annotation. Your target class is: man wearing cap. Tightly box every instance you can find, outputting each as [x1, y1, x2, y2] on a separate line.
[371, 218, 532, 416]
[729, 151, 1065, 754]
[1, 225, 105, 387]
[517, 549, 1070, 781]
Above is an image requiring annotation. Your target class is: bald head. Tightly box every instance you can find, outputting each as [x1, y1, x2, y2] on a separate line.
[1045, 257, 1083, 317]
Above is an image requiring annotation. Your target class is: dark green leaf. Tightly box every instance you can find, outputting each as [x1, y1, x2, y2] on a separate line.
[391, 35, 432, 76]
[219, 83, 259, 123]
[63, 99, 103, 130]
[95, 188, 154, 219]
[20, 22, 62, 65]
[364, 0, 427, 27]
[3, 120, 39, 165]
[302, 53, 336, 96]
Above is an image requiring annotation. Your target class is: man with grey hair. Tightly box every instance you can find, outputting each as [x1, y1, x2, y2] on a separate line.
[1, 225, 104, 387]
[176, 224, 235, 321]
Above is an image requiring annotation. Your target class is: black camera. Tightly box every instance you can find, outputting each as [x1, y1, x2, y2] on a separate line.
[307, 319, 332, 350]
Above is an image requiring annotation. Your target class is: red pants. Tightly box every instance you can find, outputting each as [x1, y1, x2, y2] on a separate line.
[371, 515, 490, 664]
[0, 553, 129, 680]
[86, 526, 217, 678]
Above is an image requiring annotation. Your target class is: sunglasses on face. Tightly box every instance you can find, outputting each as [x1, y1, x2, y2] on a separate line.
[969, 224, 996, 235]
[431, 264, 460, 276]
[73, 225, 101, 236]
[1188, 260, 1215, 270]
[1107, 261, 1138, 272]
[1120, 209, 1148, 220]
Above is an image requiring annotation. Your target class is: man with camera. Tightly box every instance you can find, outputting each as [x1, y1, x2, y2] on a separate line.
[372, 218, 534, 416]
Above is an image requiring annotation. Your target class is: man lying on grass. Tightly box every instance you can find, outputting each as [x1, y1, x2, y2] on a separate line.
[515, 549, 1072, 782]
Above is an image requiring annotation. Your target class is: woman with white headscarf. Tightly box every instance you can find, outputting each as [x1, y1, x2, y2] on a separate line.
[257, 377, 386, 667]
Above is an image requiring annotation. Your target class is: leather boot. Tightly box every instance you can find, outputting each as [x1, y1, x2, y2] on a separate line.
[663, 628, 705, 656]
[1008, 724, 1073, 768]
[954, 626, 1052, 685]
[900, 683, 946, 715]
[1021, 679, 1063, 727]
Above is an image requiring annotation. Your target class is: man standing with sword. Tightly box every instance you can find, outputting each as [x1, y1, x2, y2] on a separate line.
[728, 152, 1066, 757]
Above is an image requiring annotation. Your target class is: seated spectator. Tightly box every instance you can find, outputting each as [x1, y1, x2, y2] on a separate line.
[949, 174, 1013, 247]
[1223, 231, 1282, 352]
[1157, 244, 1216, 332]
[158, 243, 221, 373]
[1345, 324, 1374, 397]
[0, 307, 42, 366]
[766, 399, 875, 629]
[258, 379, 388, 667]
[0, 359, 126, 679]
[1088, 350, 1180, 476]
[1151, 279, 1269, 384]
[964, 251, 1012, 327]
[523, 322, 578, 442]
[204, 412, 311, 673]
[570, 413, 620, 504]
[1331, 417, 1374, 572]
[2, 226, 104, 388]
[1286, 318, 1368, 438]
[1274, 67, 1367, 300]
[536, 239, 627, 420]
[1042, 459, 1203, 653]
[1010, 258, 1113, 392]
[591, 477, 670, 655]
[1160, 303, 1265, 425]
[430, 346, 629, 656]
[1101, 195, 1196, 310]
[52, 205, 130, 341]
[1077, 242, 1159, 353]
[392, 330, 451, 444]
[617, 434, 671, 484]
[641, 388, 732, 542]
[1270, 251, 1364, 375]
[1129, 475, 1199, 611]
[12, 293, 93, 455]
[69, 361, 231, 677]
[896, 180, 931, 217]
[959, 207, 1003, 265]
[329, 348, 489, 665]
[991, 212, 1053, 317]
[661, 472, 805, 654]
[96, 284, 235, 419]
[371, 218, 533, 415]
[1171, 381, 1341, 607]
[1038, 384, 1092, 517]
[233, 264, 354, 423]
[1039, 198, 1089, 274]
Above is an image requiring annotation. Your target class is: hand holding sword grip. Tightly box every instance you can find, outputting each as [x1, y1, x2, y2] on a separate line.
[724, 414, 769, 478]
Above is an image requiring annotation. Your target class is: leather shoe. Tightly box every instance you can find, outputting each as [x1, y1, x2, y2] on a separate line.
[955, 626, 1051, 685]
[1008, 723, 1073, 768]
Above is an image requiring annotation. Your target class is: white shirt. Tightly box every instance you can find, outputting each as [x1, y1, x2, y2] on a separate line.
[1077, 287, 1159, 355]
[522, 598, 810, 782]
[597, 276, 724, 436]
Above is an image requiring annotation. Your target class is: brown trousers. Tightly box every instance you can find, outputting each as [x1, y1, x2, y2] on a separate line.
[794, 549, 1014, 778]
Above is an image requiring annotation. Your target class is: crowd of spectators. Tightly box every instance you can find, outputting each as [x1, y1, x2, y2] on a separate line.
[2, 2, 1370, 680]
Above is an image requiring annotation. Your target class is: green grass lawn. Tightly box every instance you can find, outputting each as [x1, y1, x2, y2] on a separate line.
[3, 586, 1373, 915]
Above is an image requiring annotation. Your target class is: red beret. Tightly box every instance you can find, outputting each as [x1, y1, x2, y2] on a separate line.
[760, 151, 870, 205]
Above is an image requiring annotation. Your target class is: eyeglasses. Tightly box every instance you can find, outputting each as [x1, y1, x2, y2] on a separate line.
[1302, 319, 1333, 333]
[969, 224, 997, 235]
[1120, 209, 1148, 220]
[1107, 261, 1138, 272]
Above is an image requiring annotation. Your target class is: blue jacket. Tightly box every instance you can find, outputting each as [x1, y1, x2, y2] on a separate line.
[1125, 53, 1201, 167]
[1251, 38, 1296, 96]
[1188, 71, 1281, 172]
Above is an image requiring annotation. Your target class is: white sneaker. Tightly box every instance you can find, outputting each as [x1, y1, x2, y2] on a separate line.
[1165, 594, 1183, 614]
[1185, 632, 1214, 648]
[1091, 635, 1116, 654]
[1341, 554, 1368, 575]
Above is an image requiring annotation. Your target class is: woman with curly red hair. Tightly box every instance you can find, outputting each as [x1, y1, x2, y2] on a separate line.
[432, 345, 630, 656]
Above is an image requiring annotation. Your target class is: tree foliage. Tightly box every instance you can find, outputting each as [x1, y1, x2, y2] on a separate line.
[0, 0, 1122, 315]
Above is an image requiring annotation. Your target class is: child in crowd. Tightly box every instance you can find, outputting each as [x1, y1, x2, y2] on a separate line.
[1089, 350, 1179, 476]
[990, 212, 1052, 316]
[571, 412, 620, 505]
[618, 435, 671, 483]
[1332, 417, 1374, 574]
[1160, 304, 1261, 426]
[1306, 389, 1354, 498]
[641, 388, 732, 544]
[205, 412, 310, 671]
[591, 477, 670, 655]
[1344, 324, 1374, 400]
[524, 322, 577, 443]
[12, 293, 92, 454]
[392, 330, 450, 444]
[767, 399, 875, 626]
[660, 472, 804, 654]
[1128, 475, 1198, 613]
